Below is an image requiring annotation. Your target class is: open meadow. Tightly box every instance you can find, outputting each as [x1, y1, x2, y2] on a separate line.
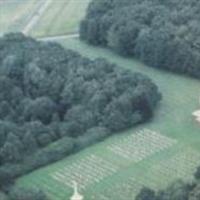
[17, 37, 200, 200]
[29, 0, 91, 37]
[0, 0, 39, 34]
[0, 0, 90, 37]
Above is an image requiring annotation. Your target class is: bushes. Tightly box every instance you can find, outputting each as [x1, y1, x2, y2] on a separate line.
[8, 187, 49, 200]
[80, 0, 200, 78]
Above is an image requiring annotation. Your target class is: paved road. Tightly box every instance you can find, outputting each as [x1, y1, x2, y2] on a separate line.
[38, 33, 79, 41]
[0, 31, 79, 42]
[23, 0, 52, 35]
[0, 0, 79, 42]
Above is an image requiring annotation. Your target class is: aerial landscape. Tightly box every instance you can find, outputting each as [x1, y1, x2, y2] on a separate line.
[0, 0, 200, 200]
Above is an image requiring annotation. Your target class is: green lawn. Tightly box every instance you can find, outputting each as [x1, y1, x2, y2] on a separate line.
[30, 0, 91, 37]
[17, 38, 200, 200]
[0, 0, 38, 34]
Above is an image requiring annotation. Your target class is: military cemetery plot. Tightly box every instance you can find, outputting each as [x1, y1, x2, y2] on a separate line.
[90, 177, 144, 200]
[88, 148, 200, 200]
[151, 148, 200, 182]
[107, 129, 177, 162]
[51, 154, 119, 190]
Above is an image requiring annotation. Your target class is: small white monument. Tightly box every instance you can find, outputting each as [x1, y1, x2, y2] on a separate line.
[70, 181, 84, 200]
[192, 97, 200, 123]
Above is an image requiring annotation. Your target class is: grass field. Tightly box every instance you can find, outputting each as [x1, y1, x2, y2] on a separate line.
[17, 38, 200, 200]
[30, 0, 91, 37]
[0, 0, 38, 34]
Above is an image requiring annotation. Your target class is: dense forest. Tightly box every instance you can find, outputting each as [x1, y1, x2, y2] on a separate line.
[80, 0, 200, 78]
[0, 33, 161, 197]
[136, 167, 200, 200]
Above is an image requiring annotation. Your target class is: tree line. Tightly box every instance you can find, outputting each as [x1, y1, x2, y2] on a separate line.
[0, 187, 48, 200]
[80, 0, 200, 78]
[0, 33, 161, 196]
[136, 166, 200, 200]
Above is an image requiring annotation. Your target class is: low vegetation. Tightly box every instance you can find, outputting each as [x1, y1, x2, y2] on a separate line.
[80, 0, 200, 78]
[0, 33, 161, 197]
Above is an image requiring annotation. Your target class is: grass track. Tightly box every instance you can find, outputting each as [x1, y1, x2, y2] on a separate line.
[17, 38, 200, 200]
[30, 0, 91, 37]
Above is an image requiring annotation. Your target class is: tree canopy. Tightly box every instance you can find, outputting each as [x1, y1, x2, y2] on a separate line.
[0, 33, 161, 191]
[80, 0, 200, 78]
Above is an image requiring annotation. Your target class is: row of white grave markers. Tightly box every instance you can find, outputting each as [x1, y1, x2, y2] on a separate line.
[151, 148, 200, 180]
[107, 129, 177, 161]
[51, 154, 119, 190]
[50, 129, 177, 196]
[90, 148, 200, 200]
